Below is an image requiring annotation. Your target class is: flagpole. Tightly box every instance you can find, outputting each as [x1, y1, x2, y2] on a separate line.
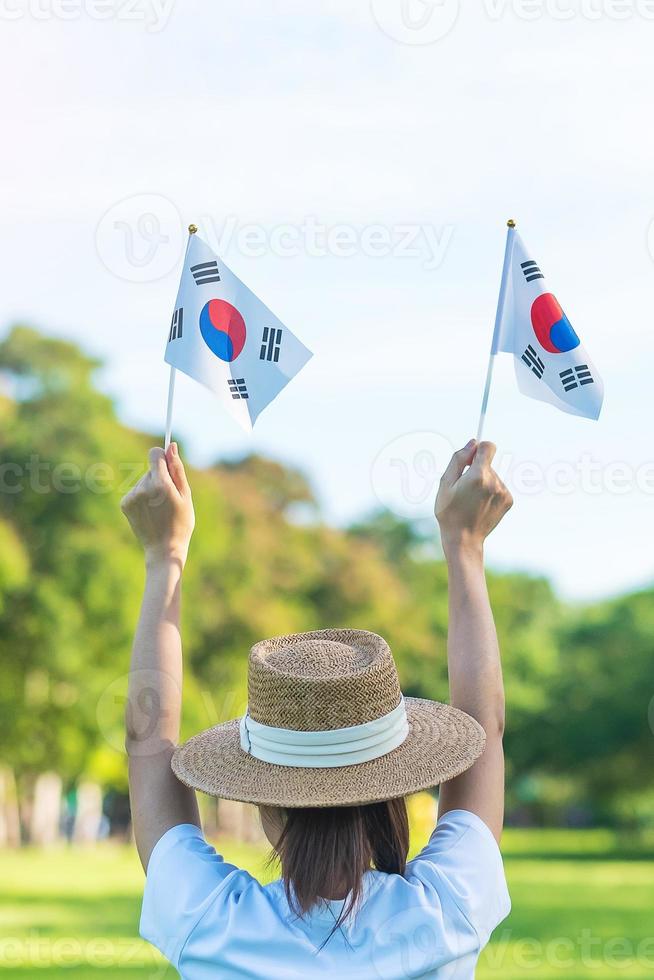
[164, 367, 176, 450]
[163, 223, 198, 450]
[476, 218, 516, 442]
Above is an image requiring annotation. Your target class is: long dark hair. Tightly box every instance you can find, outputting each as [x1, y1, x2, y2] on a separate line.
[273, 798, 409, 932]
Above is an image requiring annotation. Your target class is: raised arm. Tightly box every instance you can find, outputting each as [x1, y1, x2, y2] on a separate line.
[120, 445, 199, 870]
[435, 440, 513, 842]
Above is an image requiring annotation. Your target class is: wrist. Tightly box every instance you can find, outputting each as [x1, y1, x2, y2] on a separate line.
[440, 532, 485, 567]
[144, 549, 187, 574]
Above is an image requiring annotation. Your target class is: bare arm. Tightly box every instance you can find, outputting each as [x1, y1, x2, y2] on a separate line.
[121, 445, 199, 870]
[435, 440, 513, 842]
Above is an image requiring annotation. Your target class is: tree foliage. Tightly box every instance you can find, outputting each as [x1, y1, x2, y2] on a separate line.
[0, 326, 651, 825]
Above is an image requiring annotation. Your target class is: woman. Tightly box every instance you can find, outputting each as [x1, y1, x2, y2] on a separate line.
[121, 437, 513, 978]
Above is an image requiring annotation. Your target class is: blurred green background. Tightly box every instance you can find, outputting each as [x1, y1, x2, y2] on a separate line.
[1, 325, 653, 976]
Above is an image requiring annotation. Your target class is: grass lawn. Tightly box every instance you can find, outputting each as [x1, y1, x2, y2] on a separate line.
[1, 829, 653, 979]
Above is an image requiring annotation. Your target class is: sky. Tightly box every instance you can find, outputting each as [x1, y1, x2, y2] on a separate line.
[2, 0, 654, 600]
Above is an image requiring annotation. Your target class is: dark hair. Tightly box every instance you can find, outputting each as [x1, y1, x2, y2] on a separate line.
[273, 798, 409, 934]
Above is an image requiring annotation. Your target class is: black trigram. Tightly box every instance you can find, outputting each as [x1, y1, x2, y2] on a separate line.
[521, 260, 544, 283]
[168, 307, 183, 342]
[228, 377, 249, 400]
[260, 327, 282, 362]
[191, 261, 221, 285]
[521, 344, 544, 379]
[559, 364, 594, 392]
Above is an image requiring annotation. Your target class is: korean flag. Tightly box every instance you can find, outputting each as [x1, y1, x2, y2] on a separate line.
[165, 232, 313, 431]
[495, 230, 603, 420]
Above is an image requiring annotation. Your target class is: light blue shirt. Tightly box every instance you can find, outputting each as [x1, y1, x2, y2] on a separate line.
[140, 809, 510, 979]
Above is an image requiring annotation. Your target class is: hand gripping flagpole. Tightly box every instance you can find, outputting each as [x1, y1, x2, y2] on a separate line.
[164, 223, 198, 450]
[476, 219, 516, 442]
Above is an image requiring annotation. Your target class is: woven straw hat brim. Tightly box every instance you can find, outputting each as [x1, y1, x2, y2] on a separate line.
[171, 698, 485, 808]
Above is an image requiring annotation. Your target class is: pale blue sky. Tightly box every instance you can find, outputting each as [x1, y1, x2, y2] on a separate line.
[2, 2, 654, 599]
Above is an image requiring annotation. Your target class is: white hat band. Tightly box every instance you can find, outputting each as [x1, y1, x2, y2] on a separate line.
[239, 696, 409, 768]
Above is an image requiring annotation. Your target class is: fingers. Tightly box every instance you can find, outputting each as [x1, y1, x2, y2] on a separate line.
[148, 446, 174, 486]
[120, 477, 147, 515]
[121, 449, 172, 512]
[120, 447, 187, 517]
[470, 441, 513, 510]
[120, 463, 150, 511]
[470, 441, 497, 471]
[165, 443, 190, 496]
[440, 439, 478, 487]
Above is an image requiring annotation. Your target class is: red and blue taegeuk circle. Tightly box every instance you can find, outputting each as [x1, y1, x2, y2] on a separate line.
[199, 299, 246, 362]
[530, 293, 580, 354]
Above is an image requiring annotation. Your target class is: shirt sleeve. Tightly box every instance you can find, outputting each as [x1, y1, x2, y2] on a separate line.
[405, 809, 511, 946]
[139, 823, 254, 968]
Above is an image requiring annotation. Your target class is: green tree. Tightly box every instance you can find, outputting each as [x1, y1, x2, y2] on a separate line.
[0, 324, 651, 830]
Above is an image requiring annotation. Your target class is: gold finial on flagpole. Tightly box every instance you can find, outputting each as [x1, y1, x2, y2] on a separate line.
[507, 218, 516, 228]
[188, 223, 198, 235]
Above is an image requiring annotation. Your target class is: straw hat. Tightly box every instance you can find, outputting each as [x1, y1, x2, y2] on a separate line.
[172, 629, 485, 808]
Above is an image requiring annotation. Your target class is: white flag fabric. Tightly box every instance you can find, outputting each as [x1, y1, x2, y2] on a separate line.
[165, 234, 312, 430]
[495, 231, 603, 420]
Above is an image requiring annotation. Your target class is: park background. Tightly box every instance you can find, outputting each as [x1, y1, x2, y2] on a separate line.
[2, 3, 654, 978]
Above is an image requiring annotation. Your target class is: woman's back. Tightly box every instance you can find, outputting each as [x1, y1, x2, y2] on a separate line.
[141, 810, 509, 979]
